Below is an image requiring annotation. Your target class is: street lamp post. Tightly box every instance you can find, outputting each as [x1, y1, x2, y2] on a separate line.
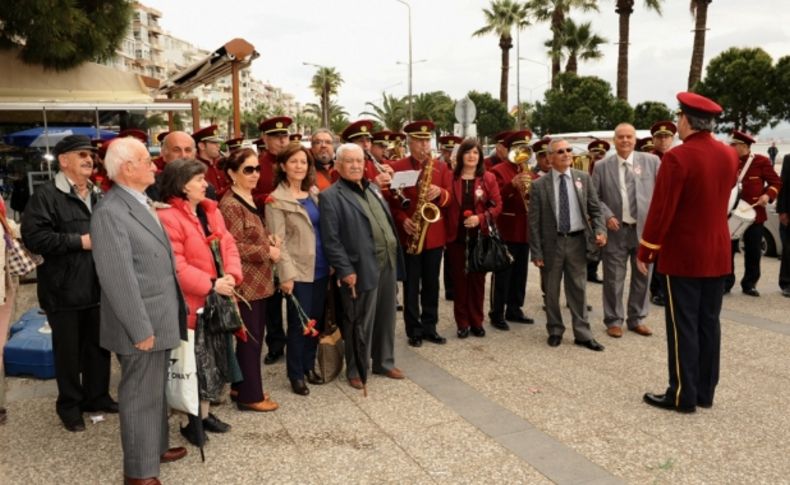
[395, 0, 413, 122]
[519, 56, 551, 88]
[516, 29, 521, 129]
[303, 61, 330, 128]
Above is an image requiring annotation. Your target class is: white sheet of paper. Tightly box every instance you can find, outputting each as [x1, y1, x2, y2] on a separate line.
[390, 170, 420, 189]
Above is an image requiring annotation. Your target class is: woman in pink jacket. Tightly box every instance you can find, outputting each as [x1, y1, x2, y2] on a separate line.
[157, 159, 242, 447]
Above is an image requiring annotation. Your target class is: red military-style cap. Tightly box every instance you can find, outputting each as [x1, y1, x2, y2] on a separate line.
[341, 120, 374, 142]
[372, 130, 393, 146]
[504, 129, 533, 149]
[587, 139, 610, 154]
[636, 137, 655, 152]
[438, 135, 463, 151]
[391, 132, 406, 143]
[156, 131, 170, 144]
[192, 124, 224, 144]
[730, 130, 756, 146]
[650, 121, 677, 136]
[118, 129, 148, 144]
[677, 92, 722, 118]
[403, 120, 435, 139]
[91, 138, 114, 159]
[253, 138, 266, 151]
[226, 137, 245, 152]
[289, 133, 303, 143]
[531, 138, 551, 155]
[258, 116, 292, 135]
[494, 130, 514, 144]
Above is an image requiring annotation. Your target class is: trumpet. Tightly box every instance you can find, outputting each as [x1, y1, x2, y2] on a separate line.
[508, 145, 533, 211]
[366, 149, 410, 209]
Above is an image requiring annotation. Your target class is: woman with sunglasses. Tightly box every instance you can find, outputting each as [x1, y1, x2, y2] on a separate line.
[219, 148, 281, 412]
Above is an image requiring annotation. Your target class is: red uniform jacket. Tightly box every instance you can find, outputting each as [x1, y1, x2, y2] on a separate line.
[637, 131, 739, 277]
[738, 153, 781, 224]
[389, 156, 452, 251]
[491, 161, 532, 243]
[484, 154, 506, 171]
[198, 155, 229, 198]
[152, 155, 165, 173]
[253, 150, 277, 208]
[445, 172, 502, 243]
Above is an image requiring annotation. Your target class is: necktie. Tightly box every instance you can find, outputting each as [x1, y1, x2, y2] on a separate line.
[624, 162, 637, 220]
[559, 174, 571, 233]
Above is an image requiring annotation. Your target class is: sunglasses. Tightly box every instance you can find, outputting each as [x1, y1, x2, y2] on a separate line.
[241, 165, 261, 175]
[554, 148, 573, 154]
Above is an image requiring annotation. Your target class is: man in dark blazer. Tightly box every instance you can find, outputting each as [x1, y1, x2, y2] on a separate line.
[320, 143, 406, 389]
[91, 137, 187, 485]
[779, 154, 790, 297]
[529, 138, 607, 351]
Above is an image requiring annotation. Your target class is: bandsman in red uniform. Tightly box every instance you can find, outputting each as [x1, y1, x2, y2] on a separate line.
[342, 120, 394, 186]
[311, 128, 338, 191]
[289, 133, 303, 144]
[637, 92, 739, 413]
[438, 135, 462, 170]
[488, 129, 536, 329]
[253, 138, 266, 154]
[388, 131, 406, 160]
[152, 131, 169, 172]
[193, 125, 228, 199]
[118, 128, 148, 145]
[371, 130, 392, 162]
[586, 139, 610, 283]
[647, 121, 677, 305]
[90, 138, 114, 192]
[532, 138, 552, 177]
[483, 130, 513, 170]
[389, 120, 452, 347]
[636, 137, 655, 153]
[724, 130, 782, 296]
[253, 116, 292, 209]
[226, 136, 245, 153]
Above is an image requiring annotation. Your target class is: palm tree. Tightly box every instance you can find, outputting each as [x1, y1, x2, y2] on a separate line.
[309, 66, 344, 128]
[305, 100, 348, 129]
[615, 0, 663, 101]
[688, 0, 712, 89]
[546, 19, 607, 73]
[527, 0, 599, 88]
[472, 0, 531, 106]
[360, 93, 408, 131]
[200, 100, 230, 127]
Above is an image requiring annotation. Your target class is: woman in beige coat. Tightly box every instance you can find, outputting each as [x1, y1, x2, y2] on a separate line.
[265, 143, 329, 396]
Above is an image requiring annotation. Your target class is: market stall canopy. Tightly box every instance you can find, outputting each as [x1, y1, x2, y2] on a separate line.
[4, 126, 117, 148]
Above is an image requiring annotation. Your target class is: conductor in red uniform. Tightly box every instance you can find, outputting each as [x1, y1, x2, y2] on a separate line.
[389, 120, 452, 347]
[637, 92, 739, 413]
[724, 130, 782, 296]
[193, 125, 228, 198]
[488, 130, 536, 329]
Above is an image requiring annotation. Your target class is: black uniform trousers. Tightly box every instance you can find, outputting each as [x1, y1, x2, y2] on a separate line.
[403, 247, 442, 339]
[442, 247, 454, 299]
[725, 222, 762, 291]
[780, 224, 790, 290]
[48, 306, 112, 423]
[663, 275, 724, 409]
[489, 241, 529, 320]
[264, 291, 286, 355]
[650, 256, 665, 299]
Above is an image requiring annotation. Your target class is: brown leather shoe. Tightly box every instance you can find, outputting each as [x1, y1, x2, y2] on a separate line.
[124, 477, 161, 485]
[237, 398, 278, 412]
[606, 326, 623, 338]
[376, 368, 405, 379]
[160, 446, 187, 463]
[630, 324, 653, 336]
[348, 377, 364, 389]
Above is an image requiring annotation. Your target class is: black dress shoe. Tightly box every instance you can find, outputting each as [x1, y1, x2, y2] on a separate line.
[407, 337, 423, 347]
[203, 412, 231, 433]
[587, 275, 603, 284]
[290, 379, 310, 396]
[573, 338, 605, 351]
[64, 417, 86, 432]
[263, 349, 283, 365]
[742, 287, 760, 297]
[470, 327, 486, 337]
[457, 328, 470, 339]
[445, 292, 454, 301]
[782, 288, 790, 298]
[505, 310, 534, 324]
[547, 335, 562, 347]
[424, 333, 447, 345]
[643, 392, 695, 413]
[491, 319, 510, 331]
[305, 369, 323, 385]
[180, 415, 208, 446]
[397, 304, 404, 311]
[650, 295, 665, 306]
[82, 400, 119, 414]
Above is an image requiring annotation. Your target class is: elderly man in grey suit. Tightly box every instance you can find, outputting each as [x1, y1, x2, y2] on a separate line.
[592, 123, 660, 338]
[91, 137, 187, 485]
[320, 143, 405, 390]
[529, 138, 607, 351]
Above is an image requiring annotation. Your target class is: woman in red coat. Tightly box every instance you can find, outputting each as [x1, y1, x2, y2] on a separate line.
[445, 139, 502, 338]
[157, 159, 243, 446]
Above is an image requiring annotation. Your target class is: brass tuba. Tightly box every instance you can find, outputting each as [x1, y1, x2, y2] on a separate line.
[508, 144, 533, 211]
[406, 157, 440, 255]
[572, 152, 592, 173]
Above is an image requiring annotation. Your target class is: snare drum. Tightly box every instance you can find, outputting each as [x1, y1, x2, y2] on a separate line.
[728, 199, 756, 240]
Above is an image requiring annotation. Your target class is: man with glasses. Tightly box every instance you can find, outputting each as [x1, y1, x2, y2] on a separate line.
[529, 138, 607, 351]
[22, 135, 115, 432]
[637, 92, 739, 413]
[311, 128, 337, 191]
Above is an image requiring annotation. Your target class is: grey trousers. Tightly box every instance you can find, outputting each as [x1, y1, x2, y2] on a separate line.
[118, 350, 170, 479]
[601, 225, 650, 328]
[342, 263, 397, 379]
[542, 234, 594, 341]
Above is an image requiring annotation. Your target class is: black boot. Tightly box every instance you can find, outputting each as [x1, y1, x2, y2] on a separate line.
[180, 414, 208, 447]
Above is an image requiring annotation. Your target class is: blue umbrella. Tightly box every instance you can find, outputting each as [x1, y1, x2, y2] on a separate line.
[4, 127, 117, 148]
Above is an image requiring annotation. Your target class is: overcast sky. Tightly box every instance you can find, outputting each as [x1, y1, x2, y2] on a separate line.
[144, 0, 790, 136]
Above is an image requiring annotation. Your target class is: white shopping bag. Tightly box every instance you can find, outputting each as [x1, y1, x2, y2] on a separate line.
[165, 328, 199, 415]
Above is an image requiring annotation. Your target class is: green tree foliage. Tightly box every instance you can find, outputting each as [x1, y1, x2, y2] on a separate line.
[472, 0, 531, 106]
[411, 91, 456, 134]
[695, 47, 776, 133]
[531, 73, 633, 134]
[361, 93, 408, 131]
[545, 18, 607, 74]
[309, 66, 344, 128]
[772, 56, 790, 123]
[0, 0, 132, 71]
[466, 91, 514, 141]
[688, 0, 712, 89]
[241, 104, 271, 138]
[633, 101, 672, 129]
[614, 0, 663, 100]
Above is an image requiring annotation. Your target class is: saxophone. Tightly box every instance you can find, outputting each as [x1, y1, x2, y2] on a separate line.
[406, 157, 441, 255]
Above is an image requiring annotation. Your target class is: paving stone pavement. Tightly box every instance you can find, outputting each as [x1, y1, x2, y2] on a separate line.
[1, 252, 789, 484]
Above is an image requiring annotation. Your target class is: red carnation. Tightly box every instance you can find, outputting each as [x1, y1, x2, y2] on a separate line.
[264, 195, 276, 204]
[463, 210, 473, 218]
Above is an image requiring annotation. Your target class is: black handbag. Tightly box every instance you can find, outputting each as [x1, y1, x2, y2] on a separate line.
[202, 290, 243, 334]
[467, 213, 513, 273]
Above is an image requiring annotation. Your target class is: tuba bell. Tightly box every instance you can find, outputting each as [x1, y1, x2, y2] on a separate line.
[508, 144, 533, 210]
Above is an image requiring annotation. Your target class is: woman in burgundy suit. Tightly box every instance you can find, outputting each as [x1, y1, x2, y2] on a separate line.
[445, 139, 502, 338]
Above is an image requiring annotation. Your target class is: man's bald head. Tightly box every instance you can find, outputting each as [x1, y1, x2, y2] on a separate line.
[162, 131, 196, 163]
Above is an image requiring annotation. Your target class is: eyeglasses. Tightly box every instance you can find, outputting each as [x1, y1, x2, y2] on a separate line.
[554, 148, 573, 154]
[241, 165, 261, 175]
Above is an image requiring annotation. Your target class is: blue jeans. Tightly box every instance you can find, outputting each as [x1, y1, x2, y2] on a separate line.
[285, 277, 328, 381]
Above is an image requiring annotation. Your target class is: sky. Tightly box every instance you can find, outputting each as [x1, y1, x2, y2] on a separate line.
[143, 0, 790, 137]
